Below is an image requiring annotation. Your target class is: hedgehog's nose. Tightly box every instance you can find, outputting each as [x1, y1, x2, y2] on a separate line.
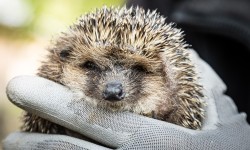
[103, 81, 125, 101]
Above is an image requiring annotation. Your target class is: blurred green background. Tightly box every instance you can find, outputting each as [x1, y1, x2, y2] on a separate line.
[0, 0, 124, 148]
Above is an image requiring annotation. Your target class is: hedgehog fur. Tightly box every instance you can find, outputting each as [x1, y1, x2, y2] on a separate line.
[22, 6, 205, 135]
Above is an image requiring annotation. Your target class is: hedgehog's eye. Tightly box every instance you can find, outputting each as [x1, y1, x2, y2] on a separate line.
[80, 61, 99, 71]
[59, 50, 70, 59]
[132, 65, 147, 73]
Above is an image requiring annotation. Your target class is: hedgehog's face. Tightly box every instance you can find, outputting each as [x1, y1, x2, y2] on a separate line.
[52, 46, 173, 116]
[36, 6, 204, 129]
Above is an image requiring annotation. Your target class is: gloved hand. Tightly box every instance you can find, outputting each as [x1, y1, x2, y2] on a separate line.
[3, 50, 250, 150]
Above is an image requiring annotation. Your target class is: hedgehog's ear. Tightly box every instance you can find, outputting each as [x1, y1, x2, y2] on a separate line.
[159, 51, 171, 77]
[160, 51, 176, 82]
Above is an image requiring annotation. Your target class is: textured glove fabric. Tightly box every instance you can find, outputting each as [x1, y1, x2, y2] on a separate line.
[118, 94, 250, 149]
[3, 132, 110, 150]
[3, 50, 250, 149]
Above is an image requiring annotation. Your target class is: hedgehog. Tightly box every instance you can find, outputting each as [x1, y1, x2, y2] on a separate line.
[22, 6, 205, 137]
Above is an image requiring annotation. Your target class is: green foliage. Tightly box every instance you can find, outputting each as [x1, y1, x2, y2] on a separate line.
[0, 0, 124, 39]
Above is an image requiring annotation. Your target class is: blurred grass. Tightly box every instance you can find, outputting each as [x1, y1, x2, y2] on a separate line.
[1, 0, 124, 40]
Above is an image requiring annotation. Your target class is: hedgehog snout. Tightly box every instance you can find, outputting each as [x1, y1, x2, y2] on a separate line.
[103, 81, 125, 101]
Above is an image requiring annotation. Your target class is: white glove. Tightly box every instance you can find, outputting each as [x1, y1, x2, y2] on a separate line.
[3, 50, 250, 150]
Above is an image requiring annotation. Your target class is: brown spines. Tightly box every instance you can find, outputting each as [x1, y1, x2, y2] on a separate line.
[67, 7, 169, 57]
[162, 44, 205, 129]
[35, 6, 205, 130]
[22, 112, 67, 134]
